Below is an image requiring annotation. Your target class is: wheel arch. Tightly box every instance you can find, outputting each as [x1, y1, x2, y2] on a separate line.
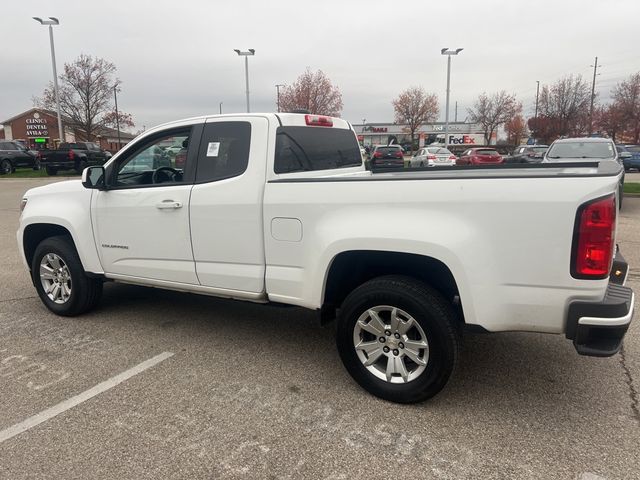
[23, 223, 77, 271]
[321, 250, 465, 324]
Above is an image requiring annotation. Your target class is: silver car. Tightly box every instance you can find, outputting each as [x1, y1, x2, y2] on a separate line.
[544, 137, 625, 206]
[410, 146, 456, 167]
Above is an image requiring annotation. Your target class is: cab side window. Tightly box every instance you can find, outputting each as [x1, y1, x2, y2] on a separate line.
[195, 122, 251, 183]
[114, 128, 191, 187]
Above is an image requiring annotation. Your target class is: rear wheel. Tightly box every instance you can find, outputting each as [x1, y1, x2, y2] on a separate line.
[75, 160, 87, 175]
[45, 166, 58, 176]
[31, 236, 103, 316]
[336, 275, 460, 403]
[1, 159, 13, 175]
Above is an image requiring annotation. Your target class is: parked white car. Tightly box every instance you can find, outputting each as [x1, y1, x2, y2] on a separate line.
[410, 146, 457, 167]
[17, 113, 634, 403]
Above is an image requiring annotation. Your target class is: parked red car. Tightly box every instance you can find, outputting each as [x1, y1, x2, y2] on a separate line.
[456, 148, 503, 166]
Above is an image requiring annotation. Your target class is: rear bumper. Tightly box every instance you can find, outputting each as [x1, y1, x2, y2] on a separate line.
[565, 250, 634, 357]
[42, 161, 75, 169]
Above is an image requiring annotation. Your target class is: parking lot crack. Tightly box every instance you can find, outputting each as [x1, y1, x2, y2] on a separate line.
[0, 296, 37, 303]
[619, 344, 640, 425]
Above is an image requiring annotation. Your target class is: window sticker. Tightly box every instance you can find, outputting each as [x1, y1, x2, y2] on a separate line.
[206, 142, 220, 157]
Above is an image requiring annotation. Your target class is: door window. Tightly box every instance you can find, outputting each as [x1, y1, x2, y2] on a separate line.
[114, 129, 191, 187]
[196, 122, 251, 183]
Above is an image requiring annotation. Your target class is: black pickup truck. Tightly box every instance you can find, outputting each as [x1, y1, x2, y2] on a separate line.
[38, 142, 110, 175]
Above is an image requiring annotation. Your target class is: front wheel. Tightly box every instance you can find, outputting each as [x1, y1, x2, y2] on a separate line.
[336, 275, 460, 403]
[31, 236, 103, 316]
[45, 166, 58, 176]
[0, 159, 13, 175]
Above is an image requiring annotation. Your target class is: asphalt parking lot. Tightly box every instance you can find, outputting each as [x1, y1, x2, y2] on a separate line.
[0, 178, 638, 480]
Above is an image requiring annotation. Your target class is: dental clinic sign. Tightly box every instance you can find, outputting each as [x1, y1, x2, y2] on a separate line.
[25, 112, 49, 137]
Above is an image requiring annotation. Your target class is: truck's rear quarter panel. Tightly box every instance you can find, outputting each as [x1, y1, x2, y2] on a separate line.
[264, 169, 621, 334]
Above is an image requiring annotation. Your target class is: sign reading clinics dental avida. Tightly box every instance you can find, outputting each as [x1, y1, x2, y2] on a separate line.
[25, 112, 49, 137]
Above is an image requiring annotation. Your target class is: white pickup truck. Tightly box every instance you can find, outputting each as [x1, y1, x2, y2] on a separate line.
[17, 113, 635, 403]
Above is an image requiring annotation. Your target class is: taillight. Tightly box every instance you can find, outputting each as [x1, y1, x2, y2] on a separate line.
[373, 152, 383, 158]
[427, 155, 437, 160]
[395, 151, 404, 158]
[572, 194, 616, 279]
[68, 150, 75, 160]
[449, 155, 457, 160]
[305, 114, 333, 127]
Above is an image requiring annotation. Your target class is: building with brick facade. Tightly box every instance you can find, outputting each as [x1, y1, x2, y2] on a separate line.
[0, 108, 135, 152]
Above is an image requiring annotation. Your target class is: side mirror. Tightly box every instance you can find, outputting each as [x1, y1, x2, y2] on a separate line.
[82, 165, 106, 190]
[619, 152, 632, 159]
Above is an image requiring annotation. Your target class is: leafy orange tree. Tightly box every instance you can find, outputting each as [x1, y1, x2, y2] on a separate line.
[40, 54, 133, 140]
[505, 114, 526, 145]
[278, 68, 343, 117]
[392, 87, 439, 153]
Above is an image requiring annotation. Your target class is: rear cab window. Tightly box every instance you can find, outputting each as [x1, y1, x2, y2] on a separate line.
[274, 126, 362, 174]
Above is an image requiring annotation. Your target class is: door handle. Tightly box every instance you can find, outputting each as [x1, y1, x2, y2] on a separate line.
[155, 200, 183, 209]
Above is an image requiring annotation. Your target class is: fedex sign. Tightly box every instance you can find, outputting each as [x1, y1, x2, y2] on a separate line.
[448, 135, 477, 144]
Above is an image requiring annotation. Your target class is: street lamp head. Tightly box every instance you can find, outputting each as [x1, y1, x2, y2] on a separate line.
[233, 49, 241, 55]
[441, 48, 463, 56]
[33, 16, 59, 25]
[248, 49, 255, 55]
[234, 49, 255, 56]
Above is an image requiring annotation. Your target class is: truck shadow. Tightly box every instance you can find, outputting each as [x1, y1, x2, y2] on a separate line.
[97, 282, 629, 427]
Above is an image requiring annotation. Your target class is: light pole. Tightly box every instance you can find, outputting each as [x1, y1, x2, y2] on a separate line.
[113, 85, 122, 150]
[33, 16, 64, 145]
[589, 56, 600, 135]
[275, 84, 285, 112]
[441, 48, 463, 148]
[234, 49, 255, 113]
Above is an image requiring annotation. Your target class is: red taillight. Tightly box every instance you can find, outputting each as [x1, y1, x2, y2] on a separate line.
[427, 155, 437, 160]
[305, 114, 333, 127]
[373, 152, 383, 158]
[449, 155, 457, 160]
[68, 150, 75, 160]
[572, 194, 616, 278]
[395, 151, 404, 158]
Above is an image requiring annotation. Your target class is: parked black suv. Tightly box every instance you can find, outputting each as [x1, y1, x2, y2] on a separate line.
[0, 141, 38, 174]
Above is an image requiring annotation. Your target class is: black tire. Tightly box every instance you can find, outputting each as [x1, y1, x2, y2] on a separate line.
[337, 275, 460, 403]
[75, 160, 88, 175]
[0, 158, 13, 175]
[45, 166, 58, 176]
[619, 187, 624, 209]
[31, 236, 103, 316]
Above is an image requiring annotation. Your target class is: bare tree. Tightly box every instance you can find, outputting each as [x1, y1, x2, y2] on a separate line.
[612, 72, 640, 143]
[40, 54, 133, 141]
[467, 91, 521, 145]
[278, 68, 343, 117]
[536, 75, 591, 138]
[392, 87, 439, 153]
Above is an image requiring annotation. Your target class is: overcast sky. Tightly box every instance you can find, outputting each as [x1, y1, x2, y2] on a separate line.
[2, 0, 638, 131]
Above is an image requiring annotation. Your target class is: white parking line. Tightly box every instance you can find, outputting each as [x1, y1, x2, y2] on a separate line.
[0, 351, 174, 443]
